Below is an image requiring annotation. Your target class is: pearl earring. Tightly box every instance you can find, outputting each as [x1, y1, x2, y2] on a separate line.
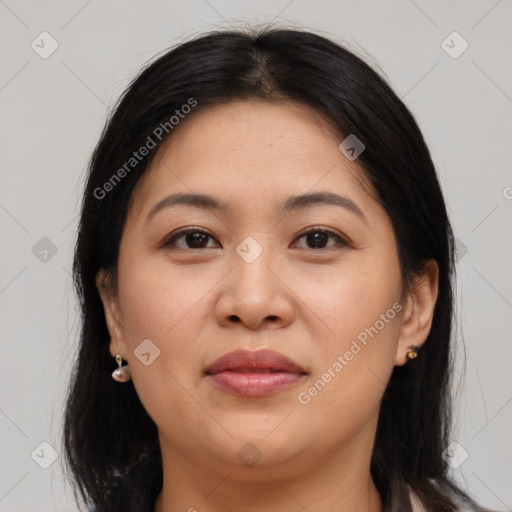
[112, 354, 131, 382]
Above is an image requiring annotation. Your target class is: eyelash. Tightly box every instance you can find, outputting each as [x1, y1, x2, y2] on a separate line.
[161, 226, 349, 251]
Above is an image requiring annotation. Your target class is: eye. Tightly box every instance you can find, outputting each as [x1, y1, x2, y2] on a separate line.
[292, 228, 348, 250]
[161, 226, 347, 251]
[162, 228, 220, 249]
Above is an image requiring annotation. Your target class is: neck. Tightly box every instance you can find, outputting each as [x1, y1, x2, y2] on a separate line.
[154, 429, 382, 512]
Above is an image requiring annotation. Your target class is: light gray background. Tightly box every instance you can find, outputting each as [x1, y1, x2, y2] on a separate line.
[0, 1, 511, 511]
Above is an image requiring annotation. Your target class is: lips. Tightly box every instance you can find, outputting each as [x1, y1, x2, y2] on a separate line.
[204, 349, 307, 375]
[204, 349, 307, 397]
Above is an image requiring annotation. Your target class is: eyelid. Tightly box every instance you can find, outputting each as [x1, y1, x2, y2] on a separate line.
[160, 225, 350, 250]
[161, 226, 221, 248]
[291, 226, 349, 248]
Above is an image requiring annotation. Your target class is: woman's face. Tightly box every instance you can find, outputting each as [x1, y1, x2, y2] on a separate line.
[98, 100, 422, 479]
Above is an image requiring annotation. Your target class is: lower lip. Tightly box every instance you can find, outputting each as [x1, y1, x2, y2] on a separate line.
[206, 371, 306, 397]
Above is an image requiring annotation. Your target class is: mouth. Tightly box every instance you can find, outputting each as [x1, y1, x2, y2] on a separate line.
[204, 349, 308, 397]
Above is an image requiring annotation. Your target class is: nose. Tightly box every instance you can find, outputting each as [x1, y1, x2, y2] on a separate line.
[214, 246, 295, 330]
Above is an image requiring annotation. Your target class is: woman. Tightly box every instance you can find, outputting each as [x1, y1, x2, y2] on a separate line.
[63, 26, 488, 511]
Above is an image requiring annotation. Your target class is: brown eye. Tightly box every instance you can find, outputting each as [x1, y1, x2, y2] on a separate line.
[163, 229, 220, 249]
[293, 229, 347, 250]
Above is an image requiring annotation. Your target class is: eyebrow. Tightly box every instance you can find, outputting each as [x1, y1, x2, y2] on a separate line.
[282, 191, 367, 223]
[146, 191, 367, 223]
[147, 192, 228, 221]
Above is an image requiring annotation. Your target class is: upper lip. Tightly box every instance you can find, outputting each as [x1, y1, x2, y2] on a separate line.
[204, 349, 307, 375]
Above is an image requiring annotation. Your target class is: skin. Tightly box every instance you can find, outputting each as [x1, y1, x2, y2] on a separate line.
[97, 100, 438, 512]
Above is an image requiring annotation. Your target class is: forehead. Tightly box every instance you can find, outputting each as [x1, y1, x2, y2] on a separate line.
[127, 100, 375, 219]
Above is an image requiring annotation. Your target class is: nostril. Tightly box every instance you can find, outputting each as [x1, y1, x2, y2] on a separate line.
[267, 315, 279, 322]
[229, 315, 241, 322]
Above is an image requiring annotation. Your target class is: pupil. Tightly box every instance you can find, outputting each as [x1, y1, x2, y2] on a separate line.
[307, 231, 327, 248]
[183, 231, 330, 249]
[186, 232, 208, 248]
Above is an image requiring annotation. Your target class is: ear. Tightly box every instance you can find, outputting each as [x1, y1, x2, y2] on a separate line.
[395, 260, 439, 366]
[96, 268, 128, 359]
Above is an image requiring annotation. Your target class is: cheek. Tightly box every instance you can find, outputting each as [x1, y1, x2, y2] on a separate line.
[115, 258, 217, 432]
[293, 302, 401, 445]
[291, 252, 402, 347]
[291, 250, 402, 417]
[115, 255, 222, 406]
[117, 255, 215, 341]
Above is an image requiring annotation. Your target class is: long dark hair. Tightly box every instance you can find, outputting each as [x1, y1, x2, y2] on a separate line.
[63, 26, 480, 511]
